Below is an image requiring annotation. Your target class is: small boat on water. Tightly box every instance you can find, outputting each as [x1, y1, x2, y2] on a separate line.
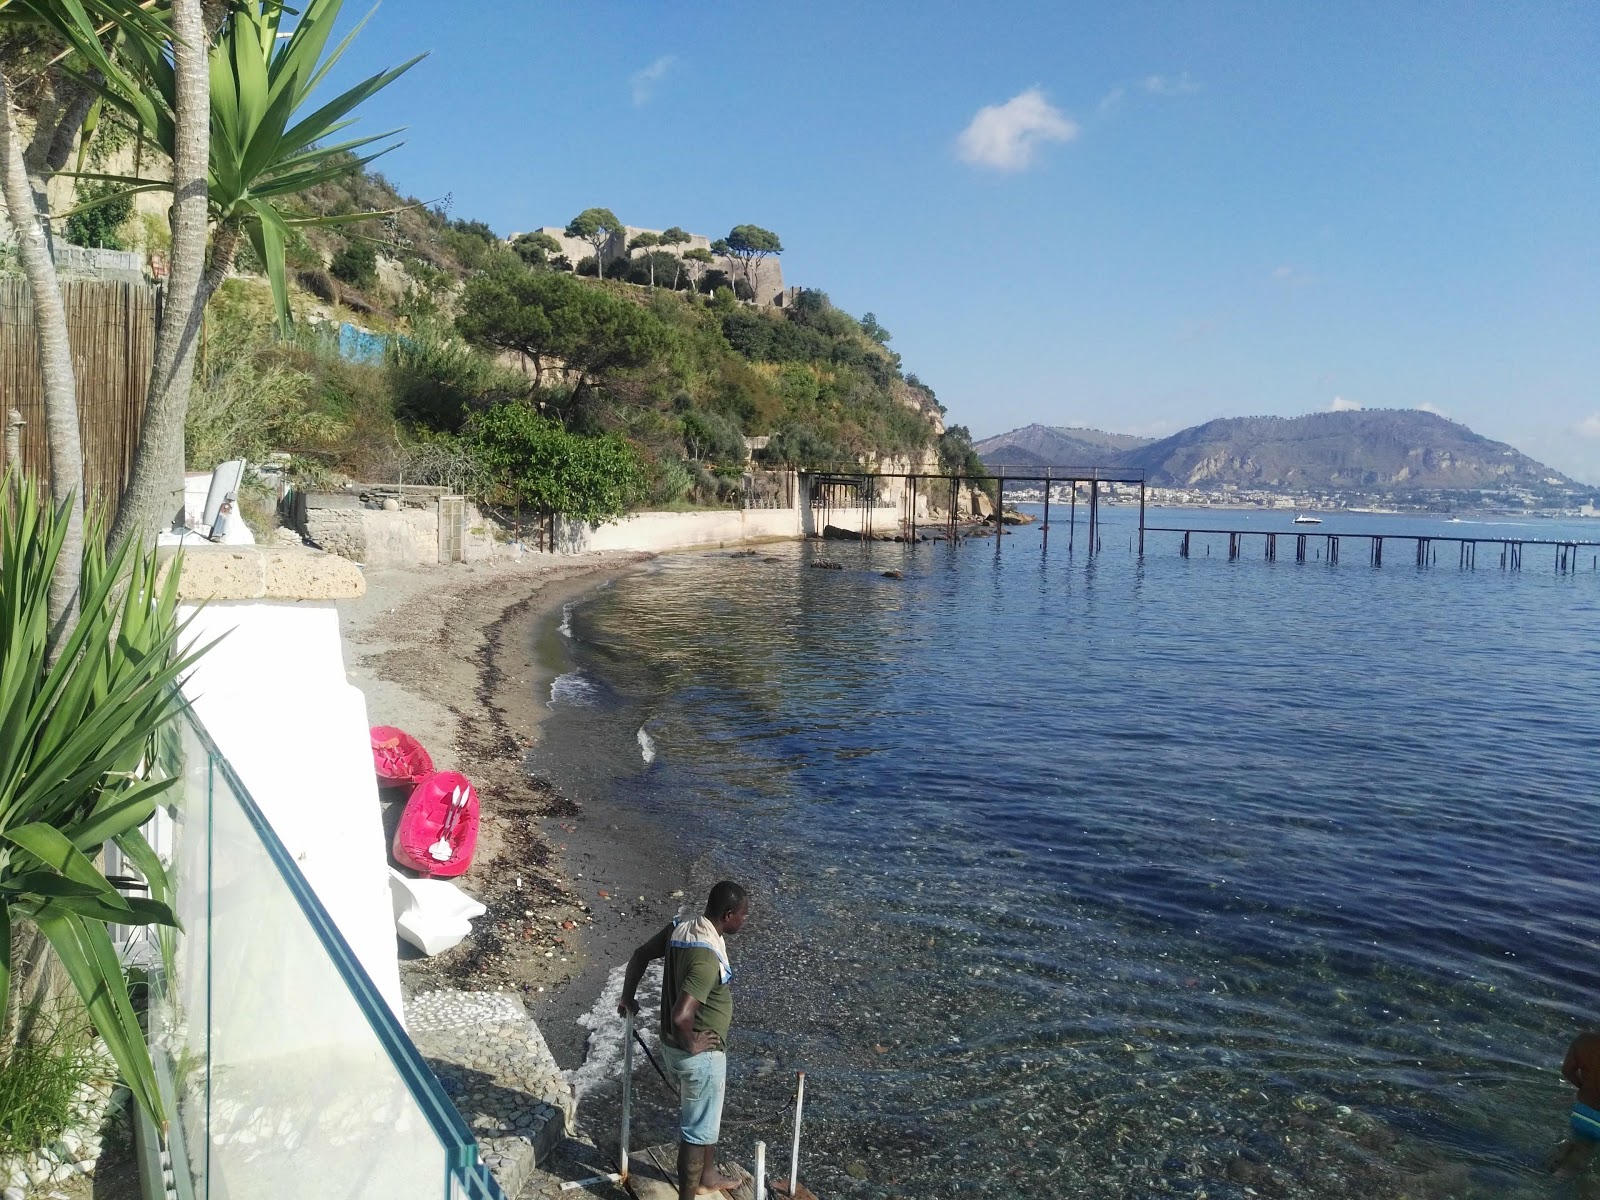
[371, 725, 434, 786]
[393, 770, 480, 877]
[1292, 515, 1323, 525]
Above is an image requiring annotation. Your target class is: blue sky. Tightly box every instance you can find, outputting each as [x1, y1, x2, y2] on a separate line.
[330, 2, 1599, 482]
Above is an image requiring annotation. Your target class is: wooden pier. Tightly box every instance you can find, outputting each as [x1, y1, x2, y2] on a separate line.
[1148, 525, 1600, 573]
[798, 466, 1598, 574]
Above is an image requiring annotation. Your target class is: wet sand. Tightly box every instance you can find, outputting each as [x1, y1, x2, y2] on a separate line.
[338, 551, 695, 1069]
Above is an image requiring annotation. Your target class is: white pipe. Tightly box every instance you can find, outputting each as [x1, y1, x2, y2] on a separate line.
[755, 1141, 766, 1200]
[788, 1071, 806, 1196]
[620, 1010, 635, 1182]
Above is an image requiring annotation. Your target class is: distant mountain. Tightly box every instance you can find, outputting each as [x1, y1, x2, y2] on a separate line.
[973, 424, 1155, 469]
[977, 411, 1576, 492]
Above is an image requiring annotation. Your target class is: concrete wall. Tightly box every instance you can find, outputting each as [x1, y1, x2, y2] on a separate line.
[554, 502, 929, 552]
[305, 498, 501, 568]
[557, 508, 801, 553]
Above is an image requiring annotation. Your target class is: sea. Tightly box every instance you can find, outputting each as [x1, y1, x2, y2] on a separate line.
[531, 505, 1600, 1200]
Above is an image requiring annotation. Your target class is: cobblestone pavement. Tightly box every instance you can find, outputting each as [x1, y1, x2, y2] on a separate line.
[406, 990, 576, 1198]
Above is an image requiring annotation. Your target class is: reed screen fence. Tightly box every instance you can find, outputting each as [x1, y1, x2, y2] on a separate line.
[0, 277, 159, 509]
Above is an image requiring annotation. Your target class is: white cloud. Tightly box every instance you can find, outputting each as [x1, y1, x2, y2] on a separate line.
[1096, 85, 1126, 116]
[1417, 402, 1448, 417]
[1272, 264, 1312, 287]
[630, 55, 676, 106]
[1143, 72, 1200, 97]
[1330, 397, 1363, 412]
[956, 88, 1078, 171]
[1576, 414, 1600, 439]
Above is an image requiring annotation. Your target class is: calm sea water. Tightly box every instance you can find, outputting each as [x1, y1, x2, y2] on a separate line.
[533, 506, 1600, 1199]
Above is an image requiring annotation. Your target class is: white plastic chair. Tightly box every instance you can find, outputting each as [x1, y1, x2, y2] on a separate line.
[387, 868, 487, 956]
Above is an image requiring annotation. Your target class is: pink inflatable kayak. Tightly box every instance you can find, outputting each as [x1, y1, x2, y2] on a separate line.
[392, 770, 479, 878]
[371, 725, 434, 786]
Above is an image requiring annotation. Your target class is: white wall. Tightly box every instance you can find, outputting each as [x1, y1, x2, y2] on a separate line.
[177, 603, 403, 1029]
[553, 503, 949, 553]
[557, 507, 801, 553]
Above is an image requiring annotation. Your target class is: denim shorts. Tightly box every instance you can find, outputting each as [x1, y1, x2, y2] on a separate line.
[660, 1044, 727, 1145]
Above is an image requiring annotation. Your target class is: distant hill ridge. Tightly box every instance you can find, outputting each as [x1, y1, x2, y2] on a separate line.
[976, 411, 1576, 491]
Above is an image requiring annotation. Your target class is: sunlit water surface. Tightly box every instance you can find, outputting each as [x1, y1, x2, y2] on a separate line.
[532, 507, 1600, 1199]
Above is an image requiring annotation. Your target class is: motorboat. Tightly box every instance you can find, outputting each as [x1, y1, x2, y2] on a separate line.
[1292, 515, 1323, 525]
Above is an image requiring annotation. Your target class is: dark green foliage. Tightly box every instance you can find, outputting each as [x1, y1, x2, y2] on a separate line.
[765, 422, 843, 467]
[64, 180, 133, 249]
[860, 312, 891, 345]
[512, 231, 563, 267]
[386, 318, 528, 432]
[456, 264, 670, 391]
[468, 403, 645, 523]
[329, 238, 378, 289]
[565, 207, 623, 279]
[681, 408, 746, 466]
[938, 424, 988, 479]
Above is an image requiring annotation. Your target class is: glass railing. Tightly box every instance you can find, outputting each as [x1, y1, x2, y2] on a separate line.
[136, 707, 505, 1200]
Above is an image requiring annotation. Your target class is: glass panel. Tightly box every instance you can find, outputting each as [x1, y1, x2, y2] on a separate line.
[202, 744, 448, 1199]
[145, 707, 488, 1200]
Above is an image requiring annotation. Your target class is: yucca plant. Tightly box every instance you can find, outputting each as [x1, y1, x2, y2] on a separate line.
[80, 0, 423, 330]
[0, 475, 210, 1128]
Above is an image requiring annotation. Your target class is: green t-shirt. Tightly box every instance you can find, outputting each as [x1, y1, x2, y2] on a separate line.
[661, 937, 733, 1051]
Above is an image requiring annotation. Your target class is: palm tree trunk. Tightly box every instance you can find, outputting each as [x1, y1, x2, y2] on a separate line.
[1, 69, 84, 655]
[108, 0, 210, 554]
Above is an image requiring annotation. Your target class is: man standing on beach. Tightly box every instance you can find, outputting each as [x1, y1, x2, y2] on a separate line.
[620, 881, 750, 1199]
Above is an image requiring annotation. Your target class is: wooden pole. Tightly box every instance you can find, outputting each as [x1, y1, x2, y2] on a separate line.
[1069, 485, 1076, 551]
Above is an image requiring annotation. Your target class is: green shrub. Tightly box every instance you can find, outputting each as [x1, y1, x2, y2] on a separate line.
[329, 239, 378, 289]
[0, 1012, 103, 1159]
[467, 403, 645, 523]
[64, 181, 133, 250]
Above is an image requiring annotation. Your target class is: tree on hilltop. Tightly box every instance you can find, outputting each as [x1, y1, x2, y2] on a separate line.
[724, 224, 783, 294]
[628, 231, 661, 286]
[456, 264, 668, 401]
[565, 207, 623, 278]
[860, 312, 892, 345]
[658, 226, 692, 287]
[683, 246, 715, 291]
[512, 230, 564, 267]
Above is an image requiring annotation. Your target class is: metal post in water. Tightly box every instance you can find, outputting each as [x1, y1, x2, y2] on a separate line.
[1138, 477, 1147, 556]
[1069, 485, 1077, 550]
[755, 1141, 766, 1200]
[789, 1071, 806, 1197]
[619, 1010, 634, 1182]
[1042, 473, 1051, 550]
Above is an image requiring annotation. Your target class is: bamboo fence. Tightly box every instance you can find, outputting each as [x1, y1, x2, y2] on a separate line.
[0, 277, 159, 510]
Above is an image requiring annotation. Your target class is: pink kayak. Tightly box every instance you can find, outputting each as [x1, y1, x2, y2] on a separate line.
[392, 770, 479, 878]
[371, 726, 434, 786]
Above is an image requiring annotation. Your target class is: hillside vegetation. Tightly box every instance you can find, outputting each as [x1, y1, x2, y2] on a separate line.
[176, 163, 974, 516]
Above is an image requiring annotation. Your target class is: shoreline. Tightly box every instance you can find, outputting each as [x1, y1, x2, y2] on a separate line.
[338, 550, 693, 1071]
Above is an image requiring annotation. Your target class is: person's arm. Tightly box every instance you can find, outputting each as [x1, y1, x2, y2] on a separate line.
[617, 923, 672, 1016]
[671, 990, 720, 1055]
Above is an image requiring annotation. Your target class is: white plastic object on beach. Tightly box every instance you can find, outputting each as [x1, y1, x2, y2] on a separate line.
[387, 868, 486, 956]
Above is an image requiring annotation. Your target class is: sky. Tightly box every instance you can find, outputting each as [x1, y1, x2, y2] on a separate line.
[325, 1, 1599, 481]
